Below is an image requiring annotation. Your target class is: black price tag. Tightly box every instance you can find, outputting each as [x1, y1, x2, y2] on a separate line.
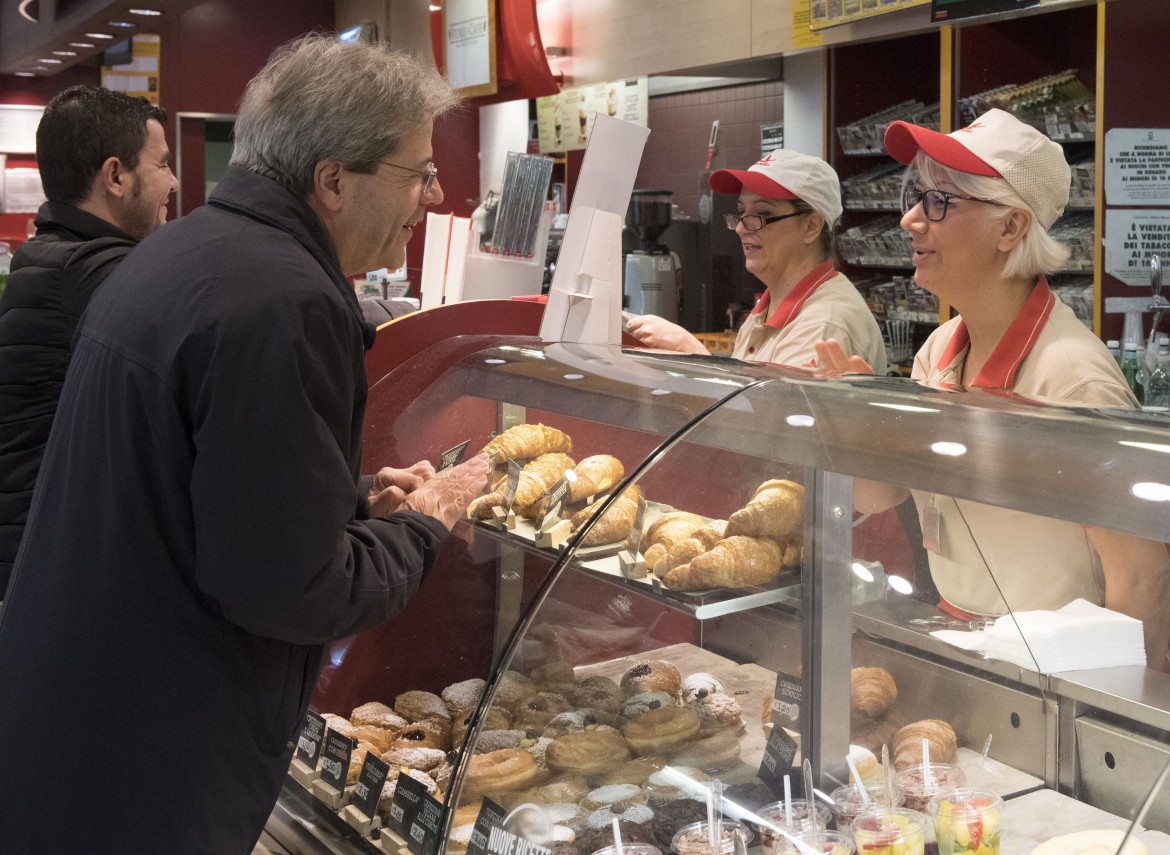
[387, 770, 429, 838]
[438, 440, 471, 472]
[407, 792, 445, 855]
[466, 797, 507, 855]
[772, 670, 803, 726]
[350, 753, 390, 819]
[295, 711, 326, 767]
[319, 729, 354, 791]
[758, 723, 800, 797]
[625, 494, 647, 555]
[502, 460, 523, 510]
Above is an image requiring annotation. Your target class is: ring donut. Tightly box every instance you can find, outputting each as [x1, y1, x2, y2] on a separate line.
[623, 706, 700, 755]
[464, 748, 538, 795]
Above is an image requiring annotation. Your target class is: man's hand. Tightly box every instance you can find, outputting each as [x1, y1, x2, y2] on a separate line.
[813, 338, 875, 377]
[625, 314, 709, 355]
[400, 453, 491, 530]
[367, 460, 435, 517]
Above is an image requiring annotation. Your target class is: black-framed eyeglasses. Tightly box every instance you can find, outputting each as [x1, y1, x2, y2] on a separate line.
[381, 160, 438, 195]
[901, 185, 1002, 222]
[724, 210, 807, 232]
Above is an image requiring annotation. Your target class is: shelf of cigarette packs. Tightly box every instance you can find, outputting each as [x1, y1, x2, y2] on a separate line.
[856, 275, 940, 371]
[836, 100, 940, 157]
[840, 161, 906, 213]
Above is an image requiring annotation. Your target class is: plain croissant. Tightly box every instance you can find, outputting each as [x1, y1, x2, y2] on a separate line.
[468, 452, 576, 519]
[725, 479, 804, 538]
[570, 485, 642, 546]
[642, 511, 705, 574]
[530, 454, 624, 519]
[892, 719, 957, 771]
[662, 535, 782, 591]
[664, 519, 726, 571]
[850, 667, 897, 721]
[481, 423, 573, 463]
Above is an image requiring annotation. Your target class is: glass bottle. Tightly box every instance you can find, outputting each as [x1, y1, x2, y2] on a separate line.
[1107, 339, 1121, 367]
[1147, 348, 1170, 411]
[1123, 345, 1145, 405]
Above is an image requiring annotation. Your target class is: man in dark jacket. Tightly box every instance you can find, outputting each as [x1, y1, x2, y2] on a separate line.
[0, 85, 177, 594]
[0, 36, 488, 854]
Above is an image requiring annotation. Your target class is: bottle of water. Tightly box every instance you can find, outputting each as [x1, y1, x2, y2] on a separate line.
[1123, 345, 1145, 405]
[1147, 348, 1170, 411]
[1137, 345, 1150, 399]
[1107, 339, 1121, 367]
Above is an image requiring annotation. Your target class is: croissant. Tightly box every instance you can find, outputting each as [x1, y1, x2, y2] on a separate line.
[850, 667, 897, 721]
[530, 454, 624, 519]
[665, 520, 726, 571]
[570, 485, 642, 546]
[892, 719, 957, 771]
[724, 479, 803, 539]
[469, 452, 576, 519]
[481, 423, 573, 463]
[662, 535, 782, 592]
[642, 511, 705, 574]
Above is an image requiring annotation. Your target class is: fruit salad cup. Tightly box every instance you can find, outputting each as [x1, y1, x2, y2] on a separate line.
[926, 789, 1003, 855]
[849, 807, 927, 855]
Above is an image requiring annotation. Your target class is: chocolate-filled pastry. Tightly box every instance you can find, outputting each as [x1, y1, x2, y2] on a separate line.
[542, 709, 618, 739]
[680, 673, 725, 704]
[349, 724, 398, 755]
[622, 691, 677, 720]
[391, 718, 451, 752]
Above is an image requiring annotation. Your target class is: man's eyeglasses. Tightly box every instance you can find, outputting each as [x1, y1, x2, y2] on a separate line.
[724, 210, 806, 232]
[382, 161, 438, 196]
[901, 186, 1002, 222]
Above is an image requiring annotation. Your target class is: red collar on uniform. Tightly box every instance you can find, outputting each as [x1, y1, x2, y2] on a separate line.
[751, 259, 838, 330]
[936, 277, 1056, 388]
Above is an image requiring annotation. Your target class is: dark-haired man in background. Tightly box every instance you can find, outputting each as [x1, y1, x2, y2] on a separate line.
[0, 85, 177, 593]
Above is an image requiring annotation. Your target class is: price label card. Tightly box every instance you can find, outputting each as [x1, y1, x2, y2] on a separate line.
[758, 723, 800, 797]
[624, 493, 647, 555]
[350, 753, 390, 819]
[502, 460, 522, 510]
[772, 670, 803, 726]
[438, 440, 471, 472]
[387, 771, 428, 838]
[294, 710, 326, 767]
[539, 475, 572, 528]
[319, 729, 354, 792]
[466, 797, 508, 855]
[407, 792, 445, 855]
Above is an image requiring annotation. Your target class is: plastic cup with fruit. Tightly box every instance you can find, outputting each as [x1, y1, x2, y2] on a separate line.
[829, 783, 905, 829]
[849, 807, 927, 855]
[926, 788, 1003, 855]
[893, 763, 966, 813]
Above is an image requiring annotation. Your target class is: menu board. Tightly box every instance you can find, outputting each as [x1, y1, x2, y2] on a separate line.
[536, 78, 648, 154]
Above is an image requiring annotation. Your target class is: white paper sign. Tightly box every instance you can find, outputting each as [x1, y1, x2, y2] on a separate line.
[1104, 209, 1170, 286]
[0, 106, 43, 154]
[445, 0, 492, 92]
[1105, 128, 1170, 207]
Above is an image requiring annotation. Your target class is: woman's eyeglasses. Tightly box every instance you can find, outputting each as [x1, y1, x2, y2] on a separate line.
[382, 161, 438, 196]
[724, 210, 807, 232]
[901, 186, 1002, 222]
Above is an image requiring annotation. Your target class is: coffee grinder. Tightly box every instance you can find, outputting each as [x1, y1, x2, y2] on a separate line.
[623, 190, 682, 322]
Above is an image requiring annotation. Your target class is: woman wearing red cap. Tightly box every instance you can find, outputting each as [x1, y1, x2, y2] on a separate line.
[626, 149, 886, 374]
[817, 109, 1169, 668]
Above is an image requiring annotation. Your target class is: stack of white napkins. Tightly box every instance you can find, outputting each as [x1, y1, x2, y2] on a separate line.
[981, 598, 1146, 672]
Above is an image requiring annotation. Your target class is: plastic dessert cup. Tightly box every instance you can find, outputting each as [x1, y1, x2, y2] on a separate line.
[772, 830, 857, 855]
[757, 800, 834, 853]
[893, 764, 967, 813]
[828, 784, 904, 830]
[849, 807, 928, 855]
[926, 789, 1003, 855]
[593, 845, 662, 855]
[671, 819, 750, 855]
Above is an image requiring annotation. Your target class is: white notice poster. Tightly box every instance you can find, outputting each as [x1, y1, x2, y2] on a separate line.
[1104, 209, 1170, 286]
[1105, 128, 1170, 207]
[445, 0, 494, 96]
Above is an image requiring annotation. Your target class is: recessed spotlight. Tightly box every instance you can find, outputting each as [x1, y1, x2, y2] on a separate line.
[52, 50, 78, 56]
[128, 7, 163, 15]
[85, 32, 116, 39]
[108, 21, 135, 28]
[14, 71, 37, 77]
[69, 42, 96, 48]
[38, 58, 64, 64]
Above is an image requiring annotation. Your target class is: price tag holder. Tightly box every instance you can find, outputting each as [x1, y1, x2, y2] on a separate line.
[311, 729, 353, 809]
[501, 460, 523, 510]
[438, 440, 471, 472]
[619, 494, 648, 578]
[757, 721, 800, 798]
[406, 792, 445, 855]
[772, 671, 803, 727]
[466, 798, 508, 855]
[386, 770, 428, 839]
[537, 474, 573, 531]
[342, 753, 390, 835]
[290, 711, 326, 785]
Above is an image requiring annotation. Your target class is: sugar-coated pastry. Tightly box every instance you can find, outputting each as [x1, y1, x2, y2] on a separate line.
[349, 724, 398, 755]
[669, 728, 742, 772]
[472, 729, 527, 753]
[452, 705, 512, 748]
[441, 678, 487, 717]
[393, 690, 451, 723]
[379, 745, 447, 772]
[321, 712, 356, 737]
[680, 672, 725, 703]
[349, 702, 408, 732]
[541, 708, 617, 739]
[493, 670, 538, 712]
[391, 718, 451, 752]
[567, 676, 625, 716]
[623, 706, 701, 755]
[525, 735, 554, 771]
[684, 691, 745, 737]
[528, 661, 577, 695]
[463, 748, 539, 795]
[622, 691, 677, 719]
[545, 729, 631, 775]
[582, 783, 648, 812]
[620, 660, 683, 697]
[511, 691, 573, 732]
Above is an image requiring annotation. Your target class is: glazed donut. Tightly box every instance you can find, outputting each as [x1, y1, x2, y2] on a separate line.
[622, 691, 677, 720]
[620, 660, 683, 697]
[669, 728, 742, 772]
[464, 748, 539, 795]
[545, 729, 631, 775]
[567, 676, 625, 716]
[391, 718, 451, 751]
[379, 745, 447, 772]
[680, 672, 726, 703]
[512, 692, 574, 733]
[394, 690, 451, 723]
[623, 706, 701, 755]
[441, 678, 487, 718]
[349, 702, 408, 732]
[684, 692, 745, 737]
[349, 725, 398, 755]
[493, 670, 538, 712]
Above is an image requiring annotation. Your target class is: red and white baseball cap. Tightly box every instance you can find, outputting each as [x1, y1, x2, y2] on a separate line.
[884, 107, 1071, 229]
[709, 149, 843, 227]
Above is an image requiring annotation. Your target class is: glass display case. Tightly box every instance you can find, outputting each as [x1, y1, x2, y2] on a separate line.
[266, 321, 1170, 855]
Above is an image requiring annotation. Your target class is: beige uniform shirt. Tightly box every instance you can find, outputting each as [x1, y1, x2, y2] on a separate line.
[909, 282, 1137, 616]
[730, 262, 888, 374]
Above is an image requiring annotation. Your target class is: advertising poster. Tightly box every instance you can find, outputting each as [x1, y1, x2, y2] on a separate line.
[810, 0, 929, 32]
[445, 0, 496, 97]
[536, 78, 648, 154]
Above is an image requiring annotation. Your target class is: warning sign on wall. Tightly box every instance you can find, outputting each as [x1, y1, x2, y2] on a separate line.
[1105, 128, 1170, 207]
[1105, 209, 1170, 286]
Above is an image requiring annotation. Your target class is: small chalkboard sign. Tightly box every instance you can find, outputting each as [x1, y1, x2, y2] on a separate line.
[772, 670, 803, 726]
[295, 711, 326, 767]
[350, 753, 390, 819]
[438, 440, 471, 471]
[319, 729, 354, 792]
[406, 791, 444, 855]
[466, 797, 507, 855]
[758, 723, 800, 796]
[387, 770, 428, 838]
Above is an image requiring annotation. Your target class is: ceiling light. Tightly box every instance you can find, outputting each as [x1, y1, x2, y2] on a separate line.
[69, 42, 96, 48]
[52, 50, 79, 56]
[128, 7, 163, 14]
[85, 32, 116, 39]
[108, 20, 136, 28]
